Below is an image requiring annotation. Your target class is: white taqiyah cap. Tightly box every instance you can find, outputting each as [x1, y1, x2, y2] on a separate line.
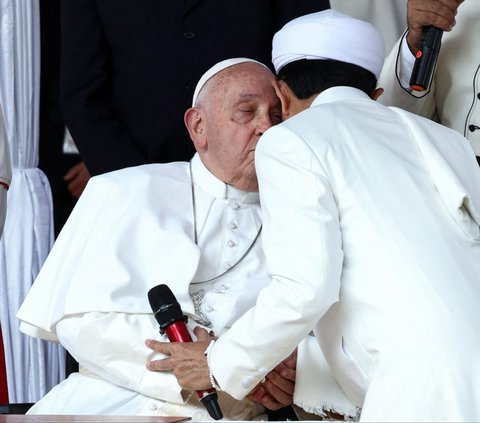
[192, 57, 269, 106]
[272, 9, 385, 78]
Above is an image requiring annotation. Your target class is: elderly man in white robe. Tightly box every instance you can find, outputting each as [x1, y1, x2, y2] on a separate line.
[17, 58, 355, 420]
[147, 10, 480, 422]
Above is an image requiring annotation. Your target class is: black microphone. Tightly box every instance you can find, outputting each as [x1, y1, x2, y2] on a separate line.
[148, 284, 223, 420]
[409, 26, 443, 92]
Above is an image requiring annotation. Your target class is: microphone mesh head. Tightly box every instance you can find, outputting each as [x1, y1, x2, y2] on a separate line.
[148, 284, 184, 329]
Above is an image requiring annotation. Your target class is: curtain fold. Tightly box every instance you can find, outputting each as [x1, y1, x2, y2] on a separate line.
[0, 0, 65, 403]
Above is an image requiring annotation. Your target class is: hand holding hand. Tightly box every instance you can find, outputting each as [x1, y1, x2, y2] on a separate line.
[247, 349, 297, 411]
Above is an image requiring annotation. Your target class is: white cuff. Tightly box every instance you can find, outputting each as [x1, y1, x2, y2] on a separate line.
[398, 35, 416, 89]
[204, 339, 222, 391]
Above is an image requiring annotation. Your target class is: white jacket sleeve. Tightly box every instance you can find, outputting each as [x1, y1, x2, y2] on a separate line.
[378, 34, 438, 120]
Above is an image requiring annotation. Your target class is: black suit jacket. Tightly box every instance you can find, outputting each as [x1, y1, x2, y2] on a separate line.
[60, 0, 329, 175]
[39, 0, 82, 237]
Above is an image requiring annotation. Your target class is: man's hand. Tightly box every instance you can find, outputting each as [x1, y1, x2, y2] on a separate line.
[406, 0, 463, 53]
[247, 349, 297, 411]
[146, 326, 214, 391]
[64, 161, 91, 198]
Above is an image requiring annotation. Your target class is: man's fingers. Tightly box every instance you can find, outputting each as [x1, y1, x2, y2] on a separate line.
[266, 371, 295, 396]
[247, 384, 267, 404]
[145, 339, 174, 372]
[408, 0, 460, 31]
[145, 338, 172, 354]
[144, 338, 213, 390]
[282, 349, 297, 369]
[273, 362, 296, 383]
[406, 0, 463, 52]
[261, 380, 293, 409]
[260, 395, 285, 411]
[272, 362, 295, 382]
[247, 381, 292, 410]
[193, 326, 216, 341]
[147, 358, 173, 372]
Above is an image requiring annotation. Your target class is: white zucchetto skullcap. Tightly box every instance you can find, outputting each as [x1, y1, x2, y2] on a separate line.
[272, 9, 385, 79]
[192, 57, 269, 106]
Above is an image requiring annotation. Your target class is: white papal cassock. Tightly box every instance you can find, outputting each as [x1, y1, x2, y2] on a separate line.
[17, 154, 357, 419]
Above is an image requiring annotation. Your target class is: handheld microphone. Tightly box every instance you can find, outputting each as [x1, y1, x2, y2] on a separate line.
[409, 26, 443, 91]
[148, 284, 223, 420]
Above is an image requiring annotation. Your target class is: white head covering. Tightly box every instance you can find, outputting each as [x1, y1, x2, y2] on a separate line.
[192, 57, 269, 106]
[272, 9, 385, 79]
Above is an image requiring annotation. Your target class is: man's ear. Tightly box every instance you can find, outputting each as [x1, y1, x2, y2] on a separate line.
[273, 79, 293, 120]
[184, 107, 207, 150]
[371, 87, 384, 101]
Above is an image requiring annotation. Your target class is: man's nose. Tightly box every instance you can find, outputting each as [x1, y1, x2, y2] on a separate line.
[256, 114, 274, 136]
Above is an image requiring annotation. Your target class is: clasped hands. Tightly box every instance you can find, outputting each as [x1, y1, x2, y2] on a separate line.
[145, 326, 297, 410]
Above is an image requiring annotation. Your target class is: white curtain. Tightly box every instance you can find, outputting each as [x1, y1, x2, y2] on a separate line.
[0, 0, 65, 403]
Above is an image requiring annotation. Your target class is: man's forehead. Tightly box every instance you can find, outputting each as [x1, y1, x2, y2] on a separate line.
[226, 78, 277, 100]
[215, 63, 271, 86]
[235, 90, 275, 100]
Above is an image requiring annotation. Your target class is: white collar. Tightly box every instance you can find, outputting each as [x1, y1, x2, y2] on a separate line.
[311, 86, 371, 108]
[190, 153, 259, 204]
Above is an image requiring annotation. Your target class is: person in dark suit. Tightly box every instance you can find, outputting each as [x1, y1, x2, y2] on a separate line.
[39, 0, 90, 239]
[60, 0, 330, 176]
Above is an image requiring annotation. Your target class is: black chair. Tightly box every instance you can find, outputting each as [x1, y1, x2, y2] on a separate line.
[267, 405, 299, 421]
[0, 403, 34, 414]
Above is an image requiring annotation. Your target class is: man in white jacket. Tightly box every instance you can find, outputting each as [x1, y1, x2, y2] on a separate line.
[149, 10, 480, 422]
[378, 0, 480, 164]
[17, 58, 351, 420]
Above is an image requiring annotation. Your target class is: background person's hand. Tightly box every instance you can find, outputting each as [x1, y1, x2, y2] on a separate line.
[406, 0, 463, 54]
[64, 161, 91, 198]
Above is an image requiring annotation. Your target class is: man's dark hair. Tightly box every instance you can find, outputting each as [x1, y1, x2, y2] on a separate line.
[277, 59, 377, 99]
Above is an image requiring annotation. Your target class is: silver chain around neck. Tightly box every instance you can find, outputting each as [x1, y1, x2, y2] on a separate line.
[189, 160, 262, 285]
